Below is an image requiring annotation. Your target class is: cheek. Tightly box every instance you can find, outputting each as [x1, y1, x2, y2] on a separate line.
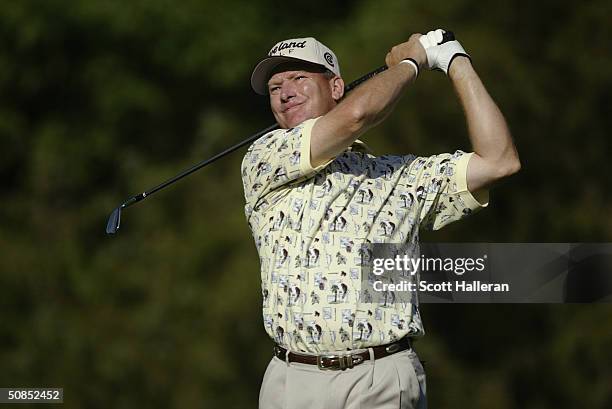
[270, 96, 282, 114]
[302, 85, 321, 107]
[308, 96, 327, 116]
[310, 83, 332, 108]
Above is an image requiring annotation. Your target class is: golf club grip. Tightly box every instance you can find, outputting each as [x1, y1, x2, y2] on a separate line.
[345, 65, 388, 93]
[442, 30, 455, 43]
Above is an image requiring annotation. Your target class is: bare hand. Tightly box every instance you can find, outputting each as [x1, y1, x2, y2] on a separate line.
[385, 34, 427, 68]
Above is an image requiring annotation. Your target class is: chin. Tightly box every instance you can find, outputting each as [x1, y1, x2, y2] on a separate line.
[285, 119, 303, 128]
[284, 111, 313, 128]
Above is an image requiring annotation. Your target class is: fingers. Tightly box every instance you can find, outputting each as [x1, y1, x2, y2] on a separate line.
[385, 29, 468, 75]
[386, 33, 426, 68]
[418, 28, 469, 74]
[385, 52, 393, 68]
[409, 33, 423, 42]
[419, 29, 445, 49]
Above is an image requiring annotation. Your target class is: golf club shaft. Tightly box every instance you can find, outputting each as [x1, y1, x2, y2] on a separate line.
[124, 65, 387, 206]
[122, 122, 279, 208]
[107, 65, 388, 233]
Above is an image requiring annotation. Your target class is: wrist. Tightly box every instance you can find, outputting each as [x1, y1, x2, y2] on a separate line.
[399, 58, 419, 78]
[448, 55, 473, 80]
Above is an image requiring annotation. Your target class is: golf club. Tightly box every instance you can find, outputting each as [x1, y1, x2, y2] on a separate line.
[105, 65, 389, 235]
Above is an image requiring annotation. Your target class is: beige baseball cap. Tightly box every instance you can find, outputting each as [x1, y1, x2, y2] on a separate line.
[251, 37, 341, 95]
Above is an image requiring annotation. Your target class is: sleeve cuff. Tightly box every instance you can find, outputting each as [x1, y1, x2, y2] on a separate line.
[299, 117, 334, 175]
[455, 152, 489, 208]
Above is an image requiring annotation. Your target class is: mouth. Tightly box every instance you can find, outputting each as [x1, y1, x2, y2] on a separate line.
[283, 102, 303, 113]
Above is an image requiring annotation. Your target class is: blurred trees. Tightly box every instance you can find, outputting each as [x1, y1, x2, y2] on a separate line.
[0, 0, 610, 407]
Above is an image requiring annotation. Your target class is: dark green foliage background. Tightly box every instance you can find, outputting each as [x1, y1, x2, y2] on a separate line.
[1, 0, 610, 407]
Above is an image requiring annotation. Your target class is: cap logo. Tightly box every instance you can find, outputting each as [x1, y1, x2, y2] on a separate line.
[323, 52, 334, 67]
[269, 40, 307, 56]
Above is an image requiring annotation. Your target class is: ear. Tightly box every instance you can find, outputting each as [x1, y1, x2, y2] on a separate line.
[329, 76, 345, 101]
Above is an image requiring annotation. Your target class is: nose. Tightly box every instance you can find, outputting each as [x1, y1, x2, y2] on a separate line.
[280, 81, 297, 103]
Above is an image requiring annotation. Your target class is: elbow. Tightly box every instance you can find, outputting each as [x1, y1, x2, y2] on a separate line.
[337, 91, 388, 136]
[343, 104, 370, 135]
[497, 154, 521, 179]
[349, 103, 371, 126]
[505, 155, 521, 176]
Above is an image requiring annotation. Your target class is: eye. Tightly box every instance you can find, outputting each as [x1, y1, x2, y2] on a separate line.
[269, 86, 280, 94]
[296, 75, 307, 80]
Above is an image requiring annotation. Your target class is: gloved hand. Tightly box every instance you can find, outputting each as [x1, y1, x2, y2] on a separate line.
[418, 29, 470, 74]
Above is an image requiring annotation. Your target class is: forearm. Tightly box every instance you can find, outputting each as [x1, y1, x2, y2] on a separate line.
[450, 58, 520, 173]
[311, 63, 416, 166]
[310, 34, 426, 167]
[341, 63, 416, 131]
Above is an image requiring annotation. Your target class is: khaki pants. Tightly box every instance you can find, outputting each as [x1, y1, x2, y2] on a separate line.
[259, 348, 427, 409]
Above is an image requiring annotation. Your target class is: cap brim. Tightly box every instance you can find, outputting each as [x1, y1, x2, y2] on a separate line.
[250, 56, 325, 95]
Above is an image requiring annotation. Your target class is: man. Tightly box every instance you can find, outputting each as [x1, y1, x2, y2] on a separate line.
[242, 30, 520, 409]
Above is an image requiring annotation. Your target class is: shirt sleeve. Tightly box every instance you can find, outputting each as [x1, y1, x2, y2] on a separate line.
[241, 117, 331, 209]
[406, 151, 489, 230]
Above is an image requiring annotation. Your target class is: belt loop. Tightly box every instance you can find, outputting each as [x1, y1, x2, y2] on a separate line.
[368, 347, 375, 363]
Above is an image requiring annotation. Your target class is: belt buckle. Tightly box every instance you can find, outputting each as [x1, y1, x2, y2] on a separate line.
[385, 342, 401, 354]
[317, 353, 364, 370]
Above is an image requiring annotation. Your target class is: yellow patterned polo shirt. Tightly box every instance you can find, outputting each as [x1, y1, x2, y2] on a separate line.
[241, 117, 488, 353]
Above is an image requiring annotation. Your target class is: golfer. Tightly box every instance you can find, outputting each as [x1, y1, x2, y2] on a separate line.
[242, 30, 520, 409]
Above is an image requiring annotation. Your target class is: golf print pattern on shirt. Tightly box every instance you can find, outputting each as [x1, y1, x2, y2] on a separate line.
[242, 118, 486, 353]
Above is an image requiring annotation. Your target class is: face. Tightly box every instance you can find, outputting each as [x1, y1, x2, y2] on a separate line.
[268, 63, 344, 129]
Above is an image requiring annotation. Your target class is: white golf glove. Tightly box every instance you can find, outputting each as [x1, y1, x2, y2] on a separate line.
[419, 29, 470, 74]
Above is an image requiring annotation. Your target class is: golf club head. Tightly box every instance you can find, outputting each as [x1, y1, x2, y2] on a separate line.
[106, 207, 122, 234]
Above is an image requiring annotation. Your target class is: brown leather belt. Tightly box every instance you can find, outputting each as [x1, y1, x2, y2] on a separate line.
[273, 337, 412, 371]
